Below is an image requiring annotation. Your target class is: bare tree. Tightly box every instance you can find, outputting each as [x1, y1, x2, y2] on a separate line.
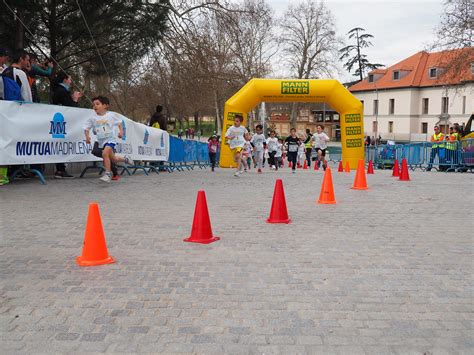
[279, 0, 339, 126]
[436, 0, 473, 49]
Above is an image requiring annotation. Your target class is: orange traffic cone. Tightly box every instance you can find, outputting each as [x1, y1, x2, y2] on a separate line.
[267, 179, 291, 224]
[184, 191, 220, 244]
[318, 168, 336, 204]
[303, 160, 308, 169]
[367, 160, 374, 174]
[337, 161, 343, 172]
[351, 159, 368, 190]
[76, 203, 115, 267]
[344, 161, 351, 173]
[314, 161, 319, 171]
[392, 159, 400, 177]
[399, 158, 410, 181]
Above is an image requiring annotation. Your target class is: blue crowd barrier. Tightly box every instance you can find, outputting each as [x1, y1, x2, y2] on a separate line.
[364, 139, 474, 172]
[166, 136, 211, 172]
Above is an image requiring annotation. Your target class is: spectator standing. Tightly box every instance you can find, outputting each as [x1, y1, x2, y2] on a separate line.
[27, 53, 53, 103]
[51, 71, 82, 178]
[0, 48, 10, 185]
[185, 128, 189, 139]
[1, 49, 32, 102]
[148, 105, 167, 131]
[426, 125, 445, 171]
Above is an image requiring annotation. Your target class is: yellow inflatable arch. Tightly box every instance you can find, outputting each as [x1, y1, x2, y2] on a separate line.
[219, 78, 364, 169]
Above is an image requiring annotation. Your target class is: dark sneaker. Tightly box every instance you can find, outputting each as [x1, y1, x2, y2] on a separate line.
[55, 171, 74, 179]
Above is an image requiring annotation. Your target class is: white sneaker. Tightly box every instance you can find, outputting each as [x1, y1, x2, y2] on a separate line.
[292, 170, 296, 174]
[234, 171, 242, 177]
[124, 155, 134, 165]
[100, 172, 112, 183]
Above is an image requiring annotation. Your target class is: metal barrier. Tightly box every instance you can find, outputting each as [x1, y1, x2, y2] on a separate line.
[363, 139, 474, 172]
[166, 136, 211, 172]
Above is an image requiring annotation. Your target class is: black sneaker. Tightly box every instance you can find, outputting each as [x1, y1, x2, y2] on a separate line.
[55, 171, 74, 179]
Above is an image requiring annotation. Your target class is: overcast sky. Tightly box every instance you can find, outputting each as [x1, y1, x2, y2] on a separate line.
[268, 0, 444, 81]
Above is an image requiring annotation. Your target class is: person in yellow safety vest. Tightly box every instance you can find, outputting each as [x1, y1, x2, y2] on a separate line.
[303, 128, 313, 168]
[426, 125, 445, 171]
[446, 126, 460, 166]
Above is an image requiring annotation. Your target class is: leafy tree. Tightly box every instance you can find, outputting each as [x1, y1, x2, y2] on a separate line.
[339, 27, 383, 81]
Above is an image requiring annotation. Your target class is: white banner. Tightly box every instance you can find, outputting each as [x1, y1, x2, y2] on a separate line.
[0, 101, 169, 165]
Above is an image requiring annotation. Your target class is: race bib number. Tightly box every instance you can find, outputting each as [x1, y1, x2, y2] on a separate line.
[288, 144, 298, 152]
[96, 122, 113, 140]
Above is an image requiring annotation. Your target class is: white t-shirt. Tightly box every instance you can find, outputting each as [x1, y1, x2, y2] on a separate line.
[84, 111, 121, 146]
[225, 125, 248, 149]
[251, 133, 266, 151]
[312, 132, 330, 149]
[275, 143, 283, 157]
[243, 141, 252, 155]
[266, 137, 278, 152]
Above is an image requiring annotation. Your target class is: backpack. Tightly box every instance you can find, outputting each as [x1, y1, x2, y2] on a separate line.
[1, 67, 22, 101]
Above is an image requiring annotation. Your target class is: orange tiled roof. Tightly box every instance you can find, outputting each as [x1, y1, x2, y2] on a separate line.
[349, 48, 474, 92]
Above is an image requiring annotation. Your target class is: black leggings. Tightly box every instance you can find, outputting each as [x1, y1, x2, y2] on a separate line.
[209, 152, 217, 169]
[287, 152, 298, 170]
[268, 151, 278, 170]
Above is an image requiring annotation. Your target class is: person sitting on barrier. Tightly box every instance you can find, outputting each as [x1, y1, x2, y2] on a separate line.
[148, 105, 167, 131]
[427, 125, 445, 172]
[208, 135, 219, 172]
[225, 114, 248, 177]
[84, 96, 133, 183]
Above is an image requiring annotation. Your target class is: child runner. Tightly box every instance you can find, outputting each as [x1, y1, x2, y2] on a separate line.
[250, 125, 265, 173]
[285, 128, 302, 174]
[242, 133, 252, 172]
[266, 131, 279, 170]
[297, 142, 306, 168]
[224, 114, 248, 177]
[84, 96, 133, 183]
[311, 124, 330, 170]
[208, 135, 219, 172]
[275, 138, 283, 168]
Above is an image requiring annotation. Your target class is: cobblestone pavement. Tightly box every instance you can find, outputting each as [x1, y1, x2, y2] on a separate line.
[1, 165, 473, 354]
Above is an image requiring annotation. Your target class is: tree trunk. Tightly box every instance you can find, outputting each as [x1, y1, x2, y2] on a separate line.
[214, 90, 222, 135]
[14, 9, 25, 50]
[290, 102, 297, 129]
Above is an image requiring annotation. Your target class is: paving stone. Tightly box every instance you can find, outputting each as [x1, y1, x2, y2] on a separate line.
[0, 169, 472, 353]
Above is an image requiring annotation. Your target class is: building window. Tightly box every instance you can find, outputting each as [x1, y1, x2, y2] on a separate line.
[441, 97, 449, 114]
[422, 98, 429, 114]
[372, 121, 378, 133]
[388, 121, 394, 133]
[422, 122, 428, 134]
[389, 99, 395, 115]
[392, 71, 400, 80]
[429, 68, 437, 78]
[368, 74, 374, 82]
[462, 96, 466, 114]
[373, 99, 378, 115]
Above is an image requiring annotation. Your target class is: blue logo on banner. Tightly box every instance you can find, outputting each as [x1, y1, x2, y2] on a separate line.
[143, 129, 149, 145]
[49, 112, 67, 138]
[122, 119, 126, 140]
[160, 133, 165, 148]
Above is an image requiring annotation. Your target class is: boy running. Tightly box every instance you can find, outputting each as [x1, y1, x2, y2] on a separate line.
[225, 114, 248, 176]
[311, 124, 330, 170]
[285, 128, 302, 173]
[250, 124, 265, 173]
[84, 96, 133, 183]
